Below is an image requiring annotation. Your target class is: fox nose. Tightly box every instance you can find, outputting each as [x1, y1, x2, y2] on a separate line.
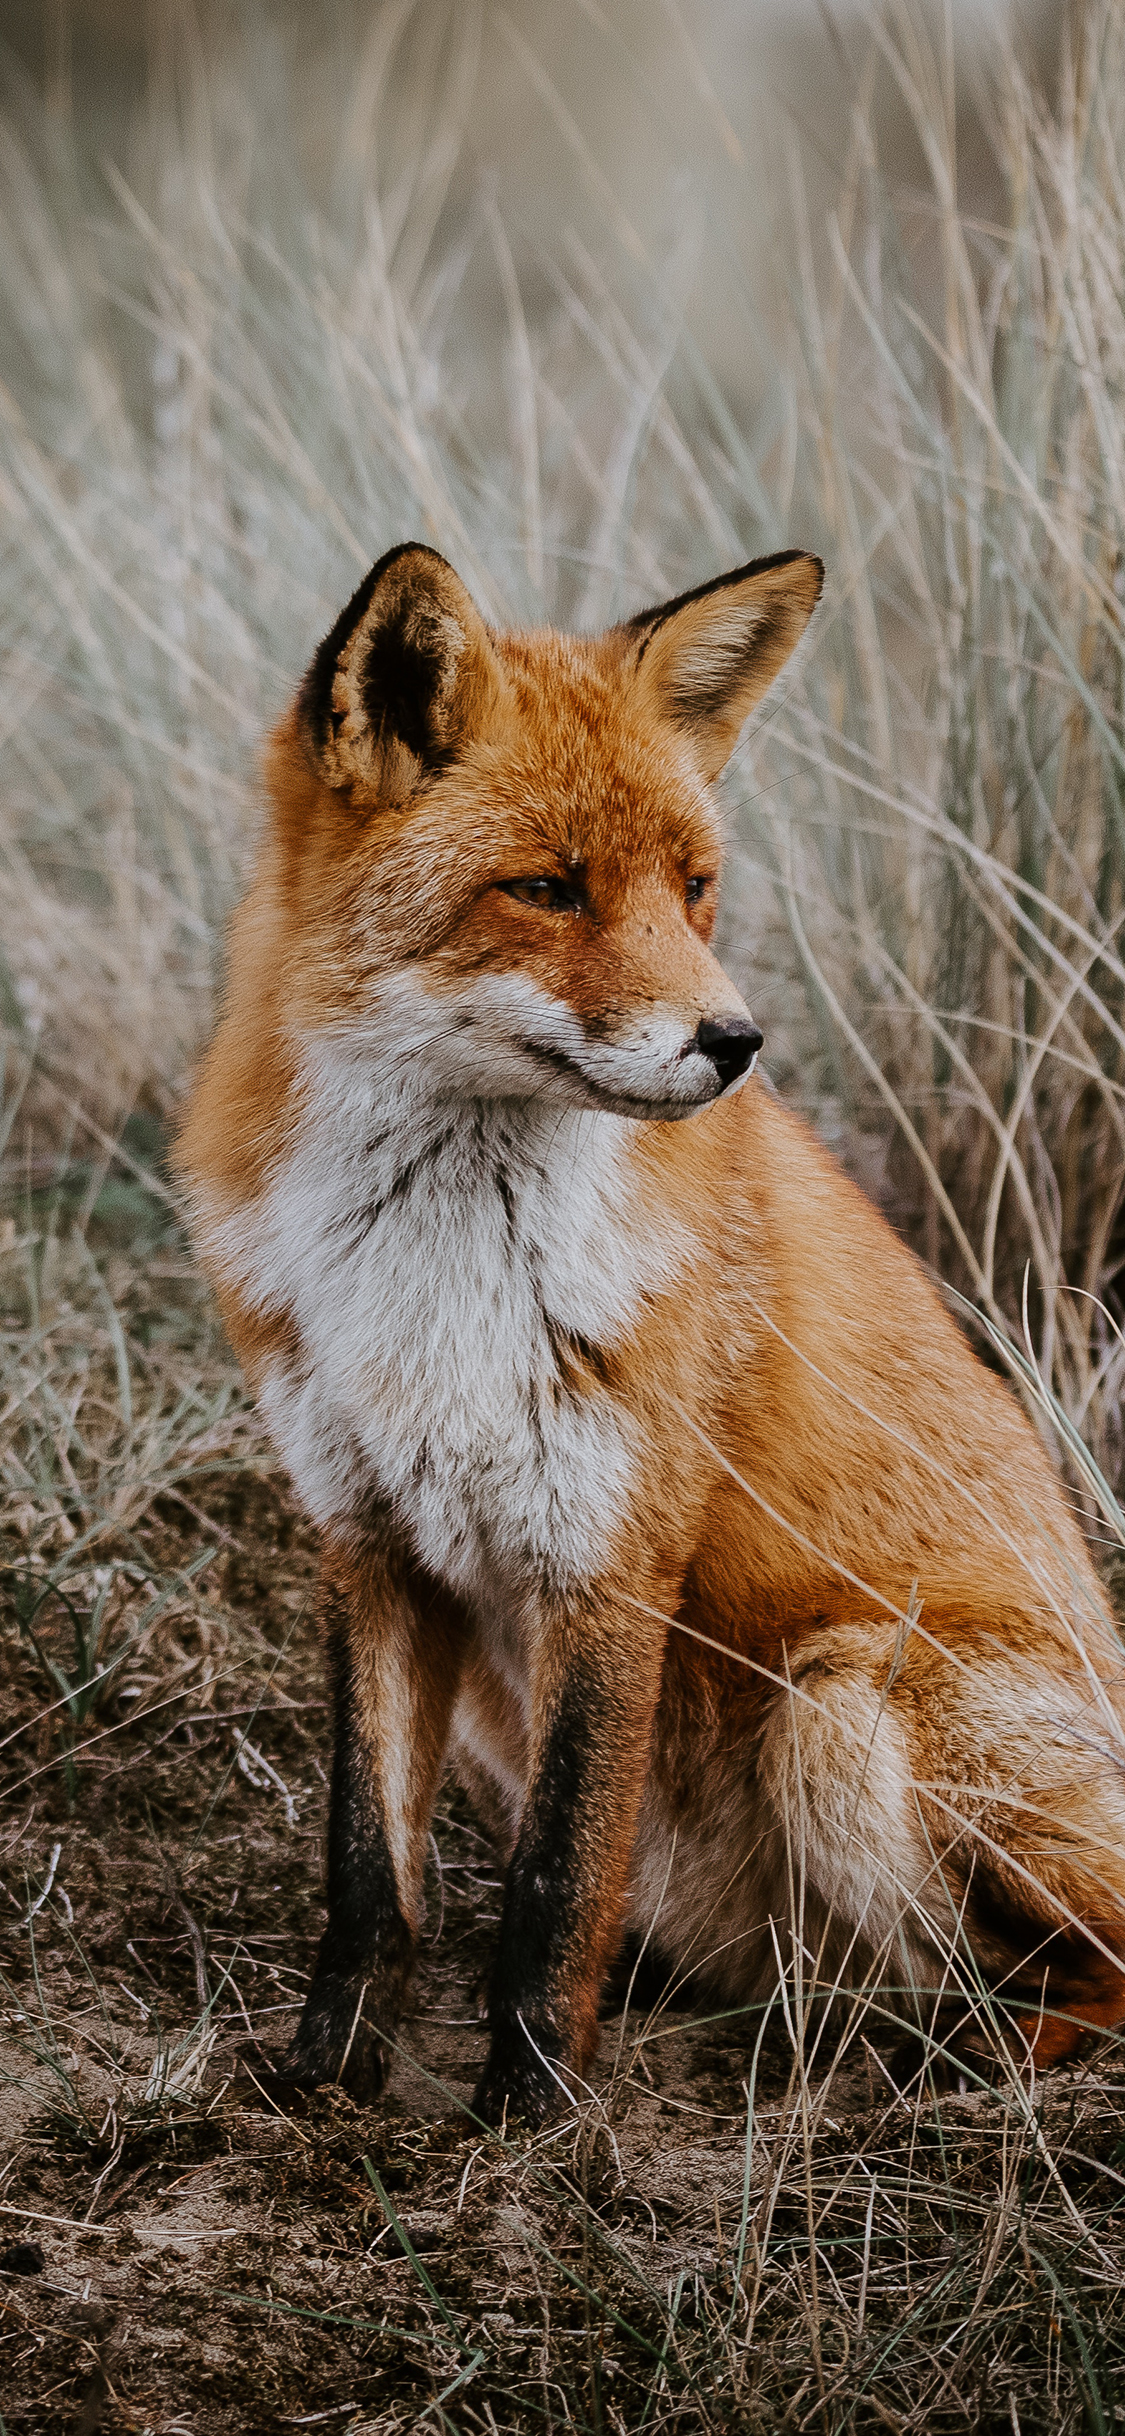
[692, 1016, 763, 1091]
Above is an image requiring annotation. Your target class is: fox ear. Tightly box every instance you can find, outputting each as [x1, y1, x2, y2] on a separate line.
[622, 550, 823, 781]
[298, 544, 504, 803]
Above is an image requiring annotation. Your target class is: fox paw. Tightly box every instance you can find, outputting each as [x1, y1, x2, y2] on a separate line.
[470, 2033, 574, 2132]
[275, 1970, 394, 2103]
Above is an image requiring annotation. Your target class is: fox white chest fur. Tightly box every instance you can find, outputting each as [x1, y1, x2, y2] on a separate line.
[205, 1038, 684, 1613]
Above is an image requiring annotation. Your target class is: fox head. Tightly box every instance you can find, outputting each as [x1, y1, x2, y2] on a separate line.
[268, 541, 822, 1121]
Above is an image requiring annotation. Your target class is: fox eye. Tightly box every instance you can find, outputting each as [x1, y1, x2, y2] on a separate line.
[686, 875, 714, 908]
[500, 876, 585, 914]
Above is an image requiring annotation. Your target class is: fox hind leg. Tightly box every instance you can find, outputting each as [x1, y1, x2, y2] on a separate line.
[749, 1624, 1125, 2067]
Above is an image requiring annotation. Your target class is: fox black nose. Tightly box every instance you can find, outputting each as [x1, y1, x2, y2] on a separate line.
[692, 1017, 763, 1091]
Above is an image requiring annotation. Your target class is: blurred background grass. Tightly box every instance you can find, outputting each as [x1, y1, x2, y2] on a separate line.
[1, 0, 1123, 1483]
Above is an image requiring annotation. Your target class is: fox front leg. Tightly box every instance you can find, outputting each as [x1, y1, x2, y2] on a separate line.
[279, 1542, 465, 2100]
[472, 1606, 668, 2128]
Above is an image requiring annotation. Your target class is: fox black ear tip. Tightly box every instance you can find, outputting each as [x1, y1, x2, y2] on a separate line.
[768, 547, 824, 608]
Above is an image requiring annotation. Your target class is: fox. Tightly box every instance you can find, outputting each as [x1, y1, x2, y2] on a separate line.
[178, 539, 1125, 2127]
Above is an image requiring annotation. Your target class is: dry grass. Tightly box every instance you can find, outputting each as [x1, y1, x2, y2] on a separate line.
[6, 2, 1125, 2429]
[3, 1154, 1125, 2428]
[3, 2, 1124, 1472]
[736, 0, 1125, 1485]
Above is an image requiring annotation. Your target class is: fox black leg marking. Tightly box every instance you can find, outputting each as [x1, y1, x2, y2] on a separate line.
[279, 1579, 413, 2101]
[280, 1609, 410, 2099]
[471, 1632, 664, 2128]
[472, 1677, 592, 2126]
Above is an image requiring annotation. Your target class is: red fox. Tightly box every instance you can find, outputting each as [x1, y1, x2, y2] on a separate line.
[178, 542, 1125, 2125]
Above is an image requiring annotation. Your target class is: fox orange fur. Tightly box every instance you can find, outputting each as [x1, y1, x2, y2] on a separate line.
[178, 542, 1125, 2124]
